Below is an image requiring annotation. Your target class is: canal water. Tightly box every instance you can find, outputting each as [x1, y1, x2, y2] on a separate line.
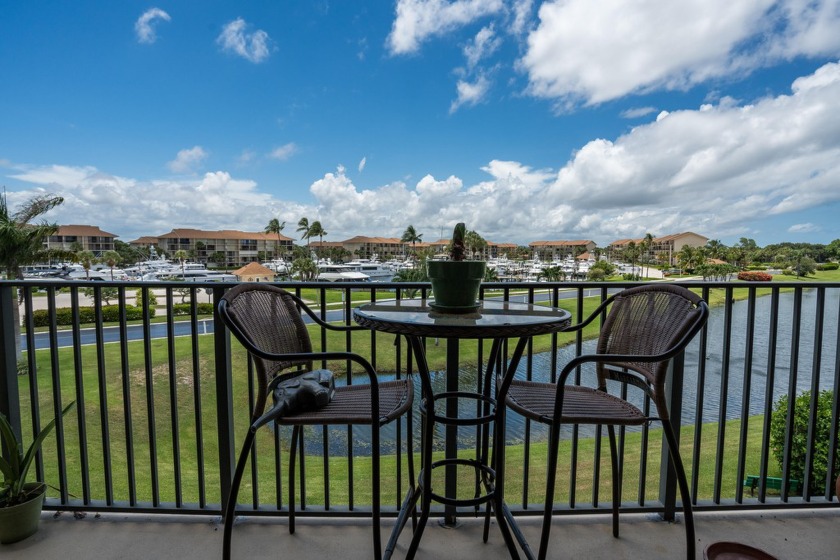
[306, 288, 840, 456]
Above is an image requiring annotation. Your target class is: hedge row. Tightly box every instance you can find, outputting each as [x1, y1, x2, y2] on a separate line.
[171, 303, 214, 316]
[817, 262, 839, 271]
[27, 305, 155, 327]
[737, 271, 773, 282]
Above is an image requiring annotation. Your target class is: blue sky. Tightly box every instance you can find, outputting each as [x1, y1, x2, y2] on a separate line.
[2, 1, 840, 247]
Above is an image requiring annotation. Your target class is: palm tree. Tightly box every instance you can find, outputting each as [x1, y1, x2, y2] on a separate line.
[705, 239, 725, 260]
[101, 250, 121, 280]
[401, 225, 423, 257]
[0, 192, 65, 360]
[640, 232, 654, 279]
[309, 221, 326, 256]
[676, 246, 695, 273]
[0, 193, 65, 280]
[76, 250, 96, 279]
[624, 241, 641, 277]
[464, 230, 487, 260]
[290, 257, 318, 281]
[296, 217, 312, 251]
[173, 249, 188, 276]
[264, 218, 286, 258]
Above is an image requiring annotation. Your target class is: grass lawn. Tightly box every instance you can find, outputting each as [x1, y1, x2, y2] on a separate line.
[21, 324, 785, 510]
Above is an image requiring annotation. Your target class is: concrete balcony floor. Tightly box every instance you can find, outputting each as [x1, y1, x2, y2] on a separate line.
[3, 508, 839, 559]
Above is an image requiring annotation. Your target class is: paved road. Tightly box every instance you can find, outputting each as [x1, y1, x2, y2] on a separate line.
[29, 288, 605, 349]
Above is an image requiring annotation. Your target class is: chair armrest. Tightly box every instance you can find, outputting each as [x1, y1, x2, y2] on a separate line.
[245, 347, 381, 388]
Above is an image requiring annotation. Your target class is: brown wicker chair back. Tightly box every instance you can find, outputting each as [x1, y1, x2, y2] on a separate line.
[217, 283, 414, 560]
[497, 283, 708, 560]
[596, 283, 707, 418]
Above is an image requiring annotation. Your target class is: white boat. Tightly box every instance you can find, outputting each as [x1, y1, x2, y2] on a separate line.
[140, 270, 237, 282]
[344, 259, 394, 282]
[264, 258, 290, 274]
[316, 263, 370, 282]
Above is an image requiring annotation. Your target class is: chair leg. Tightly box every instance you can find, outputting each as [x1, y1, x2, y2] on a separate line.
[538, 423, 563, 560]
[662, 420, 696, 560]
[407, 410, 418, 531]
[222, 427, 258, 560]
[607, 425, 620, 538]
[406, 403, 435, 559]
[288, 425, 300, 535]
[372, 423, 383, 560]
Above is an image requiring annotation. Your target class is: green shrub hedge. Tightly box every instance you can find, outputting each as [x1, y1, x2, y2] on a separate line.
[27, 305, 155, 327]
[770, 390, 839, 492]
[171, 303, 214, 316]
[817, 262, 839, 271]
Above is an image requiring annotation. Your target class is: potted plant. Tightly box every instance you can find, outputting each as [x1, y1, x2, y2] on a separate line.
[427, 223, 486, 312]
[1, 401, 75, 544]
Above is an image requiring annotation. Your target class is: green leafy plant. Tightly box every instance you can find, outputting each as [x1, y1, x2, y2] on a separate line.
[449, 222, 467, 261]
[1, 402, 75, 507]
[770, 390, 838, 493]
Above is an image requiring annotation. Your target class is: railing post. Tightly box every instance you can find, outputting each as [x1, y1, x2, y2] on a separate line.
[444, 337, 460, 526]
[0, 285, 22, 442]
[213, 286, 235, 513]
[659, 351, 685, 521]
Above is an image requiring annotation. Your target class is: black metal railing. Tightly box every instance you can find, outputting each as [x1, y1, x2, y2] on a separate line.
[1, 279, 838, 521]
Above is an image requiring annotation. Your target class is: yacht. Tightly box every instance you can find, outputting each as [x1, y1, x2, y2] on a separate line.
[316, 263, 370, 282]
[344, 259, 394, 282]
[140, 270, 237, 282]
[264, 258, 290, 275]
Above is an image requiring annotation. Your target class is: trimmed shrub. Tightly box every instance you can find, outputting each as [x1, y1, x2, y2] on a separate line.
[27, 305, 153, 327]
[817, 262, 839, 271]
[171, 303, 214, 316]
[737, 271, 773, 282]
[770, 390, 839, 493]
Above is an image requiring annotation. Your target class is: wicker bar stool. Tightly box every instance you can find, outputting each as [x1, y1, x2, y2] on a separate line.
[218, 284, 414, 560]
[495, 284, 708, 560]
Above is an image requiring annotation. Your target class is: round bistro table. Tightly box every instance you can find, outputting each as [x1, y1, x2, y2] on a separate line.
[353, 299, 571, 559]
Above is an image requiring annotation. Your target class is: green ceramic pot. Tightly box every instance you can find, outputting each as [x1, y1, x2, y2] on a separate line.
[0, 483, 46, 544]
[427, 260, 486, 312]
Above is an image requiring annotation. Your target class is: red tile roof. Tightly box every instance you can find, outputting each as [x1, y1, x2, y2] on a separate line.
[233, 262, 276, 277]
[56, 225, 118, 237]
[156, 228, 291, 241]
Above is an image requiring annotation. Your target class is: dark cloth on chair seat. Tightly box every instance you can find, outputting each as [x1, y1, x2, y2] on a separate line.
[276, 380, 413, 425]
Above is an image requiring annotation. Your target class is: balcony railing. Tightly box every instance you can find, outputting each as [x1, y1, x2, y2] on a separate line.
[1, 279, 838, 522]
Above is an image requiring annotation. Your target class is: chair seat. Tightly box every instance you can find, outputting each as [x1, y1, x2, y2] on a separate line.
[506, 380, 647, 426]
[276, 379, 413, 426]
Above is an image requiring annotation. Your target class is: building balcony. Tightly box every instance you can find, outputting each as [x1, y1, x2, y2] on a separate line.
[4, 508, 838, 559]
[1, 279, 838, 558]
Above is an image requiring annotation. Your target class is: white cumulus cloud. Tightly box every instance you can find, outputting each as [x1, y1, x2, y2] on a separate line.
[167, 146, 208, 174]
[450, 74, 491, 113]
[135, 8, 170, 44]
[464, 25, 501, 71]
[217, 18, 271, 63]
[387, 0, 504, 55]
[520, 0, 840, 107]
[6, 62, 840, 246]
